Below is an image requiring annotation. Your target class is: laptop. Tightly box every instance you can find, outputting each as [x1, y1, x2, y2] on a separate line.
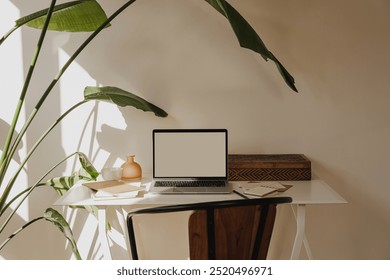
[149, 129, 232, 194]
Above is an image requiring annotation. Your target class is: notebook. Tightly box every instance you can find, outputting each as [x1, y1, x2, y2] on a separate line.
[149, 129, 232, 194]
[243, 181, 287, 197]
[82, 180, 144, 200]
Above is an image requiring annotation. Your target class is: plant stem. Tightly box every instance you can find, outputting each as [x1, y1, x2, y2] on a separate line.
[0, 0, 138, 209]
[0, 0, 57, 186]
[1, 184, 45, 215]
[0, 25, 18, 47]
[0, 101, 87, 216]
[0, 152, 78, 233]
[0, 1, 85, 48]
[0, 217, 44, 251]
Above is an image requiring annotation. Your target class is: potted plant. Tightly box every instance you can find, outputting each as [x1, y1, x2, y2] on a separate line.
[0, 0, 296, 259]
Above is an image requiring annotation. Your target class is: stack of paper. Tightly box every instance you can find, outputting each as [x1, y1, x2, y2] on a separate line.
[236, 181, 291, 197]
[82, 180, 144, 200]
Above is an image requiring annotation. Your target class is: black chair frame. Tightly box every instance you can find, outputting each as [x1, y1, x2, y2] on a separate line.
[127, 197, 292, 260]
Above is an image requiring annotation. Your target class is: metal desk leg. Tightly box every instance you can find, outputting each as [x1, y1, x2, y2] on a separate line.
[303, 231, 313, 259]
[115, 206, 132, 259]
[290, 204, 311, 260]
[97, 207, 112, 260]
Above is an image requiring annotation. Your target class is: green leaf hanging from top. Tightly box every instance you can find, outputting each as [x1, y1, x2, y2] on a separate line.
[43, 208, 82, 260]
[204, 0, 298, 92]
[16, 0, 110, 32]
[84, 86, 168, 118]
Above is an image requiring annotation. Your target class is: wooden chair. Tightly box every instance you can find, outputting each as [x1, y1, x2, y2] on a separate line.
[127, 197, 292, 260]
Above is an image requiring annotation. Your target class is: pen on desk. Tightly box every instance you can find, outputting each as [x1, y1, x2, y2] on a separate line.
[233, 190, 249, 199]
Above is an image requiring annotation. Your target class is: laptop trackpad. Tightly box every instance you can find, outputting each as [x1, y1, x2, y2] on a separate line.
[173, 187, 208, 193]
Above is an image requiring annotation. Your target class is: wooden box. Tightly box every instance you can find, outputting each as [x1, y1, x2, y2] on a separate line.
[228, 154, 311, 181]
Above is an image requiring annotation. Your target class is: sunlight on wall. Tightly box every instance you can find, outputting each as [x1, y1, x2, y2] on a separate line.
[57, 44, 134, 258]
[0, 2, 24, 126]
[57, 48, 129, 172]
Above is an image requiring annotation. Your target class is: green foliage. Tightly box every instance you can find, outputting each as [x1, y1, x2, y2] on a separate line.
[16, 0, 111, 32]
[47, 152, 99, 196]
[204, 0, 297, 92]
[43, 208, 82, 260]
[0, 0, 166, 258]
[84, 86, 169, 117]
[0, 0, 296, 259]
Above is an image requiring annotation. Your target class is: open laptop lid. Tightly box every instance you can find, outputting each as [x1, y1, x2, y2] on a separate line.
[153, 129, 228, 180]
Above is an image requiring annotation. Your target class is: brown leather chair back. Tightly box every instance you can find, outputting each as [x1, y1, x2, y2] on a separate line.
[127, 197, 292, 260]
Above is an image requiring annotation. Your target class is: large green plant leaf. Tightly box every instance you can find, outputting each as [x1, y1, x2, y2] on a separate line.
[47, 168, 107, 230]
[47, 152, 98, 195]
[76, 152, 99, 179]
[204, 0, 297, 92]
[47, 169, 84, 196]
[46, 153, 107, 230]
[44, 208, 82, 259]
[84, 86, 168, 117]
[16, 0, 110, 32]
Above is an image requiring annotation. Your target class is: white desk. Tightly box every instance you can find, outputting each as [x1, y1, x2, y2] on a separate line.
[54, 178, 346, 260]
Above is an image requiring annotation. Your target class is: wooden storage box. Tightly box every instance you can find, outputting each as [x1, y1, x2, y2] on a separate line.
[228, 154, 311, 181]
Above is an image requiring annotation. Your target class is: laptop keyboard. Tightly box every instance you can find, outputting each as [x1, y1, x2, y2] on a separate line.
[155, 180, 226, 188]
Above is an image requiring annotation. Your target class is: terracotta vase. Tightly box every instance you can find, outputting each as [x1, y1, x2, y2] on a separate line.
[121, 155, 142, 181]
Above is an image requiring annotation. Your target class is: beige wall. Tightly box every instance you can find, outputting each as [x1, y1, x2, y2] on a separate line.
[1, 0, 389, 259]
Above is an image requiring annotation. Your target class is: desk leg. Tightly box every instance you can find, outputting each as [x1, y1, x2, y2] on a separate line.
[290, 204, 314, 259]
[97, 207, 112, 260]
[115, 206, 132, 259]
[303, 233, 313, 259]
[291, 204, 307, 260]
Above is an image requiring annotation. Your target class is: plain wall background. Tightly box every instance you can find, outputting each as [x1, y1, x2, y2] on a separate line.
[0, 0, 389, 259]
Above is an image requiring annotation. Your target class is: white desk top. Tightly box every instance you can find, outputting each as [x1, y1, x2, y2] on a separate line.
[54, 178, 346, 207]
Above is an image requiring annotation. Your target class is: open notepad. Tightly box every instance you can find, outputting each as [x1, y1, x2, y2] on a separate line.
[82, 180, 144, 200]
[236, 181, 292, 197]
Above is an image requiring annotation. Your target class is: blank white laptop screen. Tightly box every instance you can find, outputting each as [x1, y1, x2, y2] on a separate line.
[153, 130, 227, 178]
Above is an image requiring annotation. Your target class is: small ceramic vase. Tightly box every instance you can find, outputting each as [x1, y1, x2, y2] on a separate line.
[121, 155, 142, 181]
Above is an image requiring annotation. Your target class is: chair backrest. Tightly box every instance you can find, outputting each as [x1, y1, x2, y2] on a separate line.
[127, 197, 292, 260]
